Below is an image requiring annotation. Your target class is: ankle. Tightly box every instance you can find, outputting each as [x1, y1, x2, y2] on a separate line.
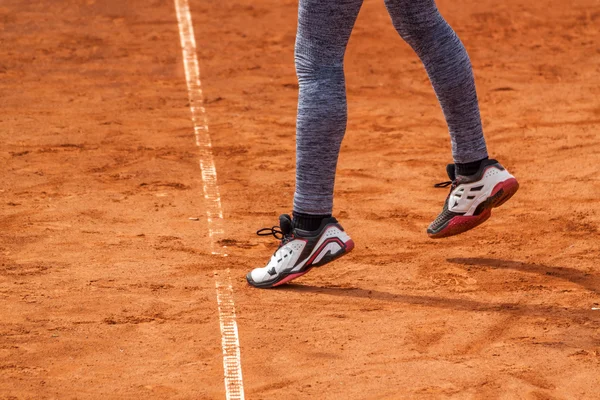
[455, 157, 488, 176]
[292, 212, 331, 231]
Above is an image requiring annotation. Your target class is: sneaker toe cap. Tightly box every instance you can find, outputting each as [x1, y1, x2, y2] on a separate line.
[249, 267, 270, 284]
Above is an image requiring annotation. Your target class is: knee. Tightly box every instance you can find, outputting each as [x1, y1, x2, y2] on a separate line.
[294, 48, 344, 85]
[384, 0, 447, 48]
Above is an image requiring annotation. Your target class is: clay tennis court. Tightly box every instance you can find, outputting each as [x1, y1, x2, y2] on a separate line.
[2, 0, 599, 398]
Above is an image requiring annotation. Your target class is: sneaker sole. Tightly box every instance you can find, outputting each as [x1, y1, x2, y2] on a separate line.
[428, 178, 519, 239]
[247, 239, 355, 289]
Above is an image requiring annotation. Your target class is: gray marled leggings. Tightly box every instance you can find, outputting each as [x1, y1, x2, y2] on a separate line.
[294, 0, 489, 215]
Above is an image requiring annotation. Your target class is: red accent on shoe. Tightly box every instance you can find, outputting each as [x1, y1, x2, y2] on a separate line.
[430, 210, 491, 239]
[304, 237, 346, 267]
[491, 178, 519, 208]
[429, 178, 519, 239]
[271, 238, 354, 287]
[345, 239, 355, 252]
[272, 270, 312, 287]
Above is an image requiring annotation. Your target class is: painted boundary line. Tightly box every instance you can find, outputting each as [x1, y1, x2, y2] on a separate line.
[174, 0, 245, 399]
[214, 270, 245, 400]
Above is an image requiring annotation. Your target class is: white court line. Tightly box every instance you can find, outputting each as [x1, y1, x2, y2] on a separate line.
[174, 1, 245, 399]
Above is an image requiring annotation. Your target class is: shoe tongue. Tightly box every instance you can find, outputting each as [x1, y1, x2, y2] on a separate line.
[279, 214, 293, 235]
[446, 164, 456, 181]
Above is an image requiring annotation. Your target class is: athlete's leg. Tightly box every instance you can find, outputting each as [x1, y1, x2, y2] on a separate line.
[247, 0, 363, 288]
[294, 0, 364, 224]
[383, 0, 488, 169]
[383, 0, 519, 238]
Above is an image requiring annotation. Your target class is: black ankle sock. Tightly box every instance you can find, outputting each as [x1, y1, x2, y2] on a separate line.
[292, 212, 331, 232]
[455, 157, 488, 176]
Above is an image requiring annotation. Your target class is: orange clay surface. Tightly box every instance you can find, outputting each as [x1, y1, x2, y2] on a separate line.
[1, 0, 600, 398]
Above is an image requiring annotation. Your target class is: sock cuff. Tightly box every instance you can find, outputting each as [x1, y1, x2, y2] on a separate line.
[292, 211, 331, 219]
[292, 212, 331, 231]
[455, 157, 488, 176]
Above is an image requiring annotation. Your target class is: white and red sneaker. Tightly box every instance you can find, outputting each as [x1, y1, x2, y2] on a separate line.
[246, 214, 354, 289]
[428, 159, 519, 239]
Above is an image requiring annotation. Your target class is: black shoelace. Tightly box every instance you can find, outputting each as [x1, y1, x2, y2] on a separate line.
[256, 226, 284, 240]
[256, 226, 294, 245]
[434, 180, 453, 188]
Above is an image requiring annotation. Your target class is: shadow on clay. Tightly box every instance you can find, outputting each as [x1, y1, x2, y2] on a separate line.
[278, 261, 599, 321]
[447, 257, 599, 295]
